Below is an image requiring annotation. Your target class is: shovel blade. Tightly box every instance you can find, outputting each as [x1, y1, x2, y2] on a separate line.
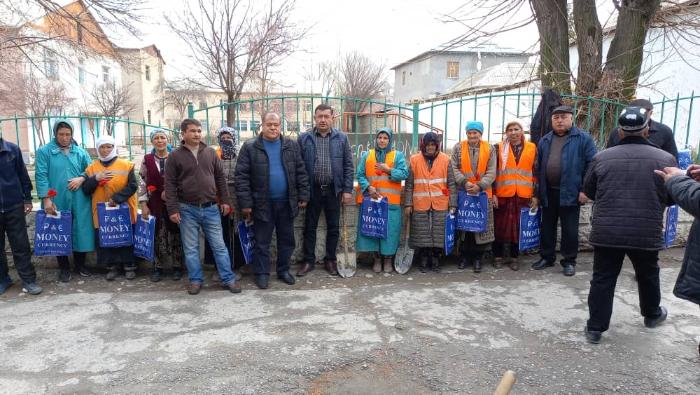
[394, 247, 414, 274]
[337, 253, 357, 278]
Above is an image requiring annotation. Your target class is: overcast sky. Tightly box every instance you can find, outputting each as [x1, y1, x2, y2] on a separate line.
[112, 0, 618, 92]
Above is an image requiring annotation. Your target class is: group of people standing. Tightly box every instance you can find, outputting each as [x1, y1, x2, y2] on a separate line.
[1, 100, 699, 340]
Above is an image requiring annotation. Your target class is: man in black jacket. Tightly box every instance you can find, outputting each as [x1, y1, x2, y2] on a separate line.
[606, 98, 679, 160]
[235, 112, 310, 289]
[582, 106, 677, 344]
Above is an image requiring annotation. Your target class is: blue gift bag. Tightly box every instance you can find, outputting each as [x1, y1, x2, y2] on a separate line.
[237, 220, 255, 265]
[360, 196, 389, 239]
[519, 207, 541, 251]
[134, 215, 156, 261]
[664, 205, 679, 249]
[456, 191, 488, 232]
[678, 149, 692, 170]
[97, 202, 133, 248]
[34, 210, 72, 256]
[444, 211, 456, 255]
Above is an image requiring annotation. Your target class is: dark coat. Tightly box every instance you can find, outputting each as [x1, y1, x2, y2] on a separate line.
[667, 175, 700, 305]
[583, 136, 676, 250]
[234, 135, 310, 222]
[0, 138, 33, 212]
[530, 88, 562, 145]
[298, 128, 354, 197]
[606, 119, 679, 161]
[536, 126, 597, 207]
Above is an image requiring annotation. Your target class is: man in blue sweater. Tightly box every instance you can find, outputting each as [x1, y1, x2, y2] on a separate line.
[0, 138, 42, 295]
[234, 112, 310, 289]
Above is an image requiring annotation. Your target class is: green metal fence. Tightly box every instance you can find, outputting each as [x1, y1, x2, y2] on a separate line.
[189, 92, 700, 162]
[0, 114, 178, 160]
[2, 91, 698, 163]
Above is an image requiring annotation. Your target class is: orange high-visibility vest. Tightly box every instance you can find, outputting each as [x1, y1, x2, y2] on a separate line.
[410, 152, 450, 212]
[460, 140, 493, 198]
[494, 141, 536, 198]
[85, 158, 138, 228]
[356, 149, 402, 205]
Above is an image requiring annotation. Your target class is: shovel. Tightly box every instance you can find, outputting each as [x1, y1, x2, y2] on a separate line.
[394, 212, 414, 274]
[337, 204, 357, 278]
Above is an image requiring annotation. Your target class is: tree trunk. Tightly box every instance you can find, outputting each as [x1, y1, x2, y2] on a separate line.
[531, 0, 572, 94]
[226, 91, 236, 127]
[602, 0, 661, 100]
[573, 0, 602, 96]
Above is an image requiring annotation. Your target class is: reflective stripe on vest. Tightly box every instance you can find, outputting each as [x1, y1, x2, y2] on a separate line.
[410, 152, 450, 211]
[460, 140, 493, 198]
[356, 149, 402, 204]
[494, 141, 536, 198]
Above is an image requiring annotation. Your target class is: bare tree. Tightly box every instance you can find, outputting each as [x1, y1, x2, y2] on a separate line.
[24, 73, 73, 146]
[166, 0, 306, 125]
[163, 79, 207, 127]
[337, 51, 387, 112]
[1, 0, 145, 78]
[302, 61, 337, 98]
[89, 80, 136, 135]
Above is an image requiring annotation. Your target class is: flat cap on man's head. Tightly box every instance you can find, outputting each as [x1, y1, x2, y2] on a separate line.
[551, 105, 574, 115]
[629, 98, 653, 111]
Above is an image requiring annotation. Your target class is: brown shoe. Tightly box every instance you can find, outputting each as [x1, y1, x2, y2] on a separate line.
[325, 260, 339, 276]
[372, 256, 382, 273]
[296, 262, 314, 277]
[187, 283, 202, 295]
[224, 280, 242, 293]
[383, 257, 393, 273]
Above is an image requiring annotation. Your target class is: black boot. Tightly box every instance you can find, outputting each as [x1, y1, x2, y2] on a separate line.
[473, 257, 482, 273]
[458, 255, 469, 270]
[150, 268, 162, 282]
[419, 249, 429, 273]
[431, 249, 441, 273]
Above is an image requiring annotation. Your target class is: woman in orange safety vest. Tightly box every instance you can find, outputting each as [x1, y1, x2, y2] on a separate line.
[492, 120, 538, 271]
[403, 132, 457, 273]
[355, 128, 408, 273]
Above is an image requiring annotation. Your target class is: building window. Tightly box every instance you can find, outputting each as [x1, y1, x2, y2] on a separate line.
[102, 65, 110, 83]
[147, 110, 152, 124]
[78, 60, 85, 84]
[402, 71, 406, 86]
[447, 61, 459, 79]
[145, 65, 150, 81]
[250, 120, 260, 132]
[235, 120, 248, 131]
[44, 48, 58, 80]
[304, 101, 312, 111]
[199, 101, 207, 110]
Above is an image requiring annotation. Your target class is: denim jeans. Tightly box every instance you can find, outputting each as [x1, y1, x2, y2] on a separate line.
[178, 203, 234, 285]
[0, 205, 36, 284]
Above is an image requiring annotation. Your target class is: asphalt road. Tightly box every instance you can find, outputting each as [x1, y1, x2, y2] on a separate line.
[1, 249, 698, 394]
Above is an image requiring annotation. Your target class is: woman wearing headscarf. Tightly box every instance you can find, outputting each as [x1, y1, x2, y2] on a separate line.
[82, 136, 139, 281]
[35, 119, 94, 282]
[403, 132, 457, 272]
[492, 120, 538, 271]
[355, 127, 409, 273]
[138, 129, 183, 282]
[204, 127, 242, 275]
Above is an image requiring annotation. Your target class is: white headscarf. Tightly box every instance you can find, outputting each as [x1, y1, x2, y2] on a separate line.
[500, 119, 527, 171]
[96, 135, 118, 162]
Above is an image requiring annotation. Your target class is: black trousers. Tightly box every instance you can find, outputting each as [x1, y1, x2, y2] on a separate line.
[0, 206, 36, 284]
[540, 188, 580, 265]
[302, 184, 341, 264]
[252, 201, 295, 275]
[57, 252, 86, 272]
[587, 246, 663, 332]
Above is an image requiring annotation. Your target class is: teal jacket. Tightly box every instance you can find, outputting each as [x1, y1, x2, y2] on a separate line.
[34, 120, 95, 252]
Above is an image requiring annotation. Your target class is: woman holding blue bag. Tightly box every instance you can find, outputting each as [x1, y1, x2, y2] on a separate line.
[356, 128, 409, 273]
[35, 119, 94, 282]
[83, 135, 139, 281]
